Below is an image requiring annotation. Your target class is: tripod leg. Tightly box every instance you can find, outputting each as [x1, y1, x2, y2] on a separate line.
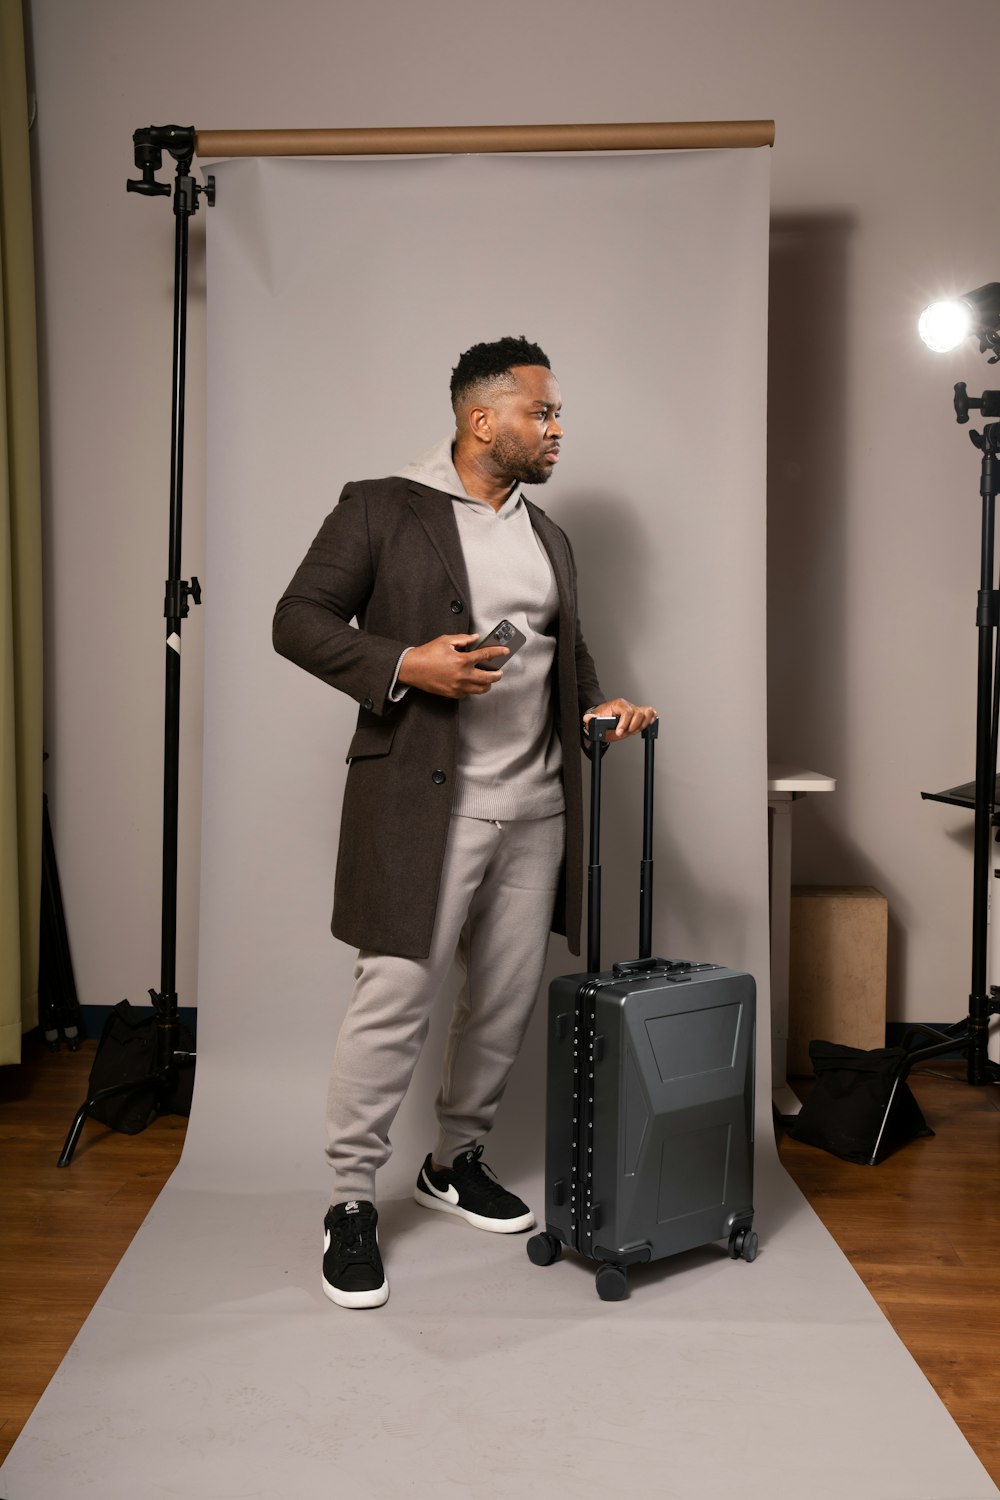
[57, 1075, 160, 1168]
[58, 1104, 92, 1168]
[58, 1048, 197, 1167]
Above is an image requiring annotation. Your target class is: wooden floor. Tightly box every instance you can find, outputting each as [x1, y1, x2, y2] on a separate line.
[0, 1034, 187, 1465]
[2, 1036, 999, 1484]
[780, 1062, 1000, 1486]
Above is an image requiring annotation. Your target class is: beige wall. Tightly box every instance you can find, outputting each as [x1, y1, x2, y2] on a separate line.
[25, 0, 1000, 1022]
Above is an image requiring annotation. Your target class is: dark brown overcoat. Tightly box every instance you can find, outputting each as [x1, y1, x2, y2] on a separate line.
[273, 476, 604, 959]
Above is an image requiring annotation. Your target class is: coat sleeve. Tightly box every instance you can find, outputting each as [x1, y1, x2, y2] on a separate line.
[272, 483, 411, 715]
[574, 616, 604, 718]
[559, 525, 604, 716]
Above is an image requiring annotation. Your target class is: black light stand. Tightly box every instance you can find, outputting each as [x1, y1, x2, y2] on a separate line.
[58, 127, 213, 1165]
[904, 384, 1000, 1095]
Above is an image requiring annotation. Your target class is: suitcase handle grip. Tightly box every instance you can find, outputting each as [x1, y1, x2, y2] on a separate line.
[612, 957, 661, 977]
[581, 715, 619, 758]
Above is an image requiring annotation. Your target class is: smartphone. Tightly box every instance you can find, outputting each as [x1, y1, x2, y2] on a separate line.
[462, 618, 527, 671]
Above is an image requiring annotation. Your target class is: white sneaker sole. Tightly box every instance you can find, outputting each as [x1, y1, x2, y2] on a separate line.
[413, 1184, 535, 1234]
[322, 1274, 389, 1309]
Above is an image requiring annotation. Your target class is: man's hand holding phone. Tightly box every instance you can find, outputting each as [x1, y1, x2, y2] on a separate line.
[461, 619, 526, 671]
[397, 624, 519, 700]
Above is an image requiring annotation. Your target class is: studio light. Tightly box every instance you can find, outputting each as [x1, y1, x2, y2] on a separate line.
[919, 282, 1000, 359]
[914, 289, 1000, 1091]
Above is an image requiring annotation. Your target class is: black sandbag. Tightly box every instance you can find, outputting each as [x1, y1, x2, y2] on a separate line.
[86, 1000, 195, 1134]
[789, 1040, 933, 1164]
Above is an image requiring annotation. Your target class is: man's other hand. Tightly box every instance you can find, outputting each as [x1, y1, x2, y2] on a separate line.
[397, 634, 509, 699]
[583, 698, 657, 742]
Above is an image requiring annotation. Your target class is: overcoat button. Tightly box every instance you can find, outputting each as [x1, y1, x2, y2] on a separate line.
[450, 599, 463, 614]
[431, 769, 447, 784]
[362, 697, 373, 711]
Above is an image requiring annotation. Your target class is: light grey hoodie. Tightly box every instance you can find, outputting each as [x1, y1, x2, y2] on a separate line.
[395, 438, 564, 822]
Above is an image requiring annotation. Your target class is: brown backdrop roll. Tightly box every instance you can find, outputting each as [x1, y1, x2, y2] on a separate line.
[196, 119, 774, 158]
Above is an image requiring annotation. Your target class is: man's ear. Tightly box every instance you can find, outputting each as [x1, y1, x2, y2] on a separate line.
[467, 404, 494, 445]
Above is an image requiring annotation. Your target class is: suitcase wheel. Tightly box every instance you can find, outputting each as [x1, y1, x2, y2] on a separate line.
[526, 1232, 563, 1267]
[728, 1227, 759, 1263]
[595, 1264, 628, 1301]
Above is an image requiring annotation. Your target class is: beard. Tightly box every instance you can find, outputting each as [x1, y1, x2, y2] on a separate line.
[490, 429, 554, 485]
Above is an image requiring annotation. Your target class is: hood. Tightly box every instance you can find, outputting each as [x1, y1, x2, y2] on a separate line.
[394, 436, 469, 501]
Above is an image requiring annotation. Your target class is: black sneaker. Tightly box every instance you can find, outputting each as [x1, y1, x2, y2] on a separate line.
[322, 1200, 388, 1309]
[414, 1146, 535, 1233]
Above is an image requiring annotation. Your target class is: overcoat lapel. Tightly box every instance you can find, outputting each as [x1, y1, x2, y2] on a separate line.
[407, 485, 573, 627]
[406, 484, 471, 604]
[526, 500, 575, 629]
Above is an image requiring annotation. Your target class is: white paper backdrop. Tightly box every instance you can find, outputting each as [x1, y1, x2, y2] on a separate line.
[196, 149, 772, 1189]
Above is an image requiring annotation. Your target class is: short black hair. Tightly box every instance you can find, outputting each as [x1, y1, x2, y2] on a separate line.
[450, 335, 551, 409]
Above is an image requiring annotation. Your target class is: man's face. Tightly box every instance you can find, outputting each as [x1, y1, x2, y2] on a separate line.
[488, 365, 563, 486]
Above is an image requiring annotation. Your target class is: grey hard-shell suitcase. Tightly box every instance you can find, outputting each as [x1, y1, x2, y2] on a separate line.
[526, 717, 758, 1300]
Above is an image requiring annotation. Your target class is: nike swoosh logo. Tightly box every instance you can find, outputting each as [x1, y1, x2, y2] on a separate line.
[421, 1169, 459, 1205]
[324, 1229, 331, 1252]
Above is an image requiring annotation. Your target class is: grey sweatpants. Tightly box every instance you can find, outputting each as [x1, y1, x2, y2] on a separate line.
[326, 811, 565, 1203]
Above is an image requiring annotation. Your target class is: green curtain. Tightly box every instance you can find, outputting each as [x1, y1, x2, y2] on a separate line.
[0, 0, 44, 1065]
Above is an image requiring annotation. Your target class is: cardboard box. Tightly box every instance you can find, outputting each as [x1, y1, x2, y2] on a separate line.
[788, 886, 888, 1077]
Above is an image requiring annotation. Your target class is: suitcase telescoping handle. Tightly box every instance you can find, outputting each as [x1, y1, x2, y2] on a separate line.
[583, 716, 618, 973]
[582, 715, 659, 974]
[638, 717, 659, 960]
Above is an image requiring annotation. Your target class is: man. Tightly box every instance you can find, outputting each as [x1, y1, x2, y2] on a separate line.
[273, 336, 655, 1309]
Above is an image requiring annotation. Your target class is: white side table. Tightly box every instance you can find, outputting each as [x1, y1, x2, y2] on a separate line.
[767, 765, 837, 1117]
